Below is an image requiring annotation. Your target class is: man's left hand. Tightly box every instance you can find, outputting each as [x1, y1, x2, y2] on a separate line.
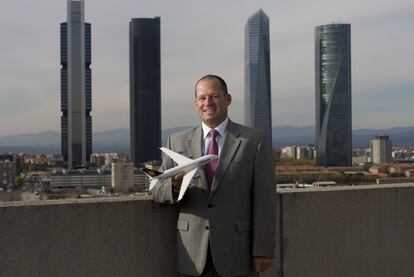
[252, 256, 273, 273]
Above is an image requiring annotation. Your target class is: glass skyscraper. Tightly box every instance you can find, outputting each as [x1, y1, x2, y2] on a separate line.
[129, 18, 161, 166]
[244, 9, 272, 142]
[315, 23, 352, 167]
[60, 0, 92, 169]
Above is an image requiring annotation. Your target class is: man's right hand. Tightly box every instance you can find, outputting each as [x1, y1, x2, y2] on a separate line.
[172, 171, 185, 191]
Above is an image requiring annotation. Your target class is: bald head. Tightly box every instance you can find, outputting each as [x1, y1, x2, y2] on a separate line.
[194, 74, 228, 97]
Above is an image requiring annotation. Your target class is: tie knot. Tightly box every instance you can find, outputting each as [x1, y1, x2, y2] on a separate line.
[209, 129, 219, 139]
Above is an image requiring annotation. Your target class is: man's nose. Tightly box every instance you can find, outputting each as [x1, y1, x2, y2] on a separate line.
[206, 96, 213, 104]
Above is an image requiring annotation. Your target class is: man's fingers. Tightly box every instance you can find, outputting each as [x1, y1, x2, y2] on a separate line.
[172, 171, 185, 189]
[173, 171, 185, 182]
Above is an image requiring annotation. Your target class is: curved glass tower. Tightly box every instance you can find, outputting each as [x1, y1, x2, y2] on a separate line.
[315, 23, 352, 167]
[244, 9, 272, 141]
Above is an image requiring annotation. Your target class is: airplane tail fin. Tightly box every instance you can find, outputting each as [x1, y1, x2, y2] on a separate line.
[140, 167, 163, 178]
[140, 168, 162, 191]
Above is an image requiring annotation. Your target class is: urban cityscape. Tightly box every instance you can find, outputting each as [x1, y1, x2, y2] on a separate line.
[1, 0, 413, 276]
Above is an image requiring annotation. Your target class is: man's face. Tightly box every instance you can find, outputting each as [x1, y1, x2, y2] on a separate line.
[194, 79, 232, 128]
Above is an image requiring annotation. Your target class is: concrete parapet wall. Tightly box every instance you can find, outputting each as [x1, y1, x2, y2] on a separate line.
[0, 196, 178, 277]
[277, 184, 414, 277]
[1, 184, 414, 277]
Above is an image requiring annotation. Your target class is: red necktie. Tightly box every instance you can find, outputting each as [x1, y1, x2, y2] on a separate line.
[205, 129, 219, 188]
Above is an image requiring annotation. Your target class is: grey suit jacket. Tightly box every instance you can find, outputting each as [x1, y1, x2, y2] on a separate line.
[152, 120, 276, 276]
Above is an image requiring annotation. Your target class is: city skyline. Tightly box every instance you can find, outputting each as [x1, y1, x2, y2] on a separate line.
[0, 0, 413, 137]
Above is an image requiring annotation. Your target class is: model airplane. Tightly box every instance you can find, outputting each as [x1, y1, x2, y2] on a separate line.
[141, 147, 218, 201]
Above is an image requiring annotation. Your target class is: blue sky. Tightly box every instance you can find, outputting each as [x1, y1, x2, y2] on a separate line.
[0, 0, 413, 137]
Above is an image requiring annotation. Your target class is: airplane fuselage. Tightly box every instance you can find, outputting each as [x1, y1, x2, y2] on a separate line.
[155, 154, 217, 179]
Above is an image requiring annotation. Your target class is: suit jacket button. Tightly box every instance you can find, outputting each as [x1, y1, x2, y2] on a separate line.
[208, 204, 213, 208]
[205, 226, 210, 230]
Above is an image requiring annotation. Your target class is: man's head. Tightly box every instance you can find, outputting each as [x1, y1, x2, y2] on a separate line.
[194, 75, 232, 128]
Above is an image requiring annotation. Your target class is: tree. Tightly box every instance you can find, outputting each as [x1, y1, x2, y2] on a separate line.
[14, 176, 23, 188]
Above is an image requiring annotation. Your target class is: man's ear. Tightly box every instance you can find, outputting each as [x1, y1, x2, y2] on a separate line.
[226, 94, 232, 105]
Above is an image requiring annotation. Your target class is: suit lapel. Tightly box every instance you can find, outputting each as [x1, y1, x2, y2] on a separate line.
[209, 121, 241, 198]
[187, 126, 209, 192]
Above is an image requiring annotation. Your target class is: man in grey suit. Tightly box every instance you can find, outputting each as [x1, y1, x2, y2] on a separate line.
[152, 75, 276, 276]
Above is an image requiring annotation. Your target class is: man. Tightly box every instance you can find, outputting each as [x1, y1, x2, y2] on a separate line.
[152, 75, 276, 276]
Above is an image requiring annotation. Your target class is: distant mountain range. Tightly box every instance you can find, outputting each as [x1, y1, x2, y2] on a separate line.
[1, 126, 413, 154]
[273, 126, 414, 147]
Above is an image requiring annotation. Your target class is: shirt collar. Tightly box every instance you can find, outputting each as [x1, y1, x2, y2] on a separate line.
[202, 117, 229, 139]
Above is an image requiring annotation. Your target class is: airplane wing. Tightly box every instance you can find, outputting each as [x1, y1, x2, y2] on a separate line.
[177, 168, 197, 201]
[160, 147, 193, 165]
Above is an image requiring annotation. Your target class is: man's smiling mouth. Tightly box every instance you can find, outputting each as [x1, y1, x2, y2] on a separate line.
[203, 108, 216, 113]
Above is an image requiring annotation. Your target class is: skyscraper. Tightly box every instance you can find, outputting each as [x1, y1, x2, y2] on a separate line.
[60, 0, 92, 169]
[315, 23, 352, 167]
[244, 9, 272, 142]
[129, 18, 161, 166]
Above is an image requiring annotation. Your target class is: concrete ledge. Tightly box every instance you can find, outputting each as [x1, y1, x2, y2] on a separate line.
[0, 194, 153, 207]
[278, 182, 414, 193]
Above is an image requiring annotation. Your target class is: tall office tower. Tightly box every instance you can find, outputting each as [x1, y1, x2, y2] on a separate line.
[129, 18, 161, 166]
[60, 0, 92, 169]
[315, 23, 352, 167]
[370, 135, 392, 164]
[244, 9, 272, 142]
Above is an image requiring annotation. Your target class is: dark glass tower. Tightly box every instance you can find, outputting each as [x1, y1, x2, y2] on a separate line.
[315, 23, 352, 167]
[129, 18, 161, 166]
[60, 0, 92, 169]
[244, 9, 272, 142]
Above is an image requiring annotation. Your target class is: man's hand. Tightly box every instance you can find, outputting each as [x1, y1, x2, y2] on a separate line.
[252, 256, 273, 273]
[171, 171, 185, 191]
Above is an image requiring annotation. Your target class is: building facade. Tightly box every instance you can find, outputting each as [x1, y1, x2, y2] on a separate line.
[244, 9, 272, 141]
[60, 0, 92, 169]
[129, 17, 161, 166]
[111, 162, 134, 192]
[0, 155, 16, 189]
[315, 23, 352, 167]
[51, 169, 111, 188]
[281, 145, 315, 160]
[50, 168, 147, 192]
[370, 135, 392, 164]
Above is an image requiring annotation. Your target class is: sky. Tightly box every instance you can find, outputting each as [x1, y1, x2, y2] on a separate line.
[0, 0, 413, 137]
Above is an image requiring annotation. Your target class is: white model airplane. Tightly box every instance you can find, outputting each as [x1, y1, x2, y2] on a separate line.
[141, 147, 218, 201]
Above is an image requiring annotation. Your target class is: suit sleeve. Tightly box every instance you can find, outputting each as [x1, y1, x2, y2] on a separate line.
[151, 136, 178, 204]
[252, 132, 277, 257]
